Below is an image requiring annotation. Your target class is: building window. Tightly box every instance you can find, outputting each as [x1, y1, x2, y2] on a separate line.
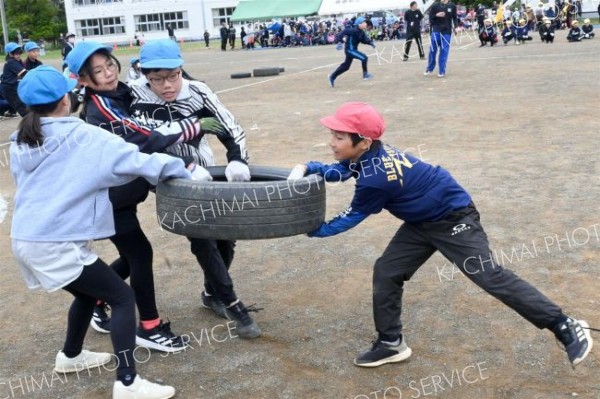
[163, 11, 189, 30]
[212, 7, 236, 27]
[75, 16, 125, 37]
[135, 11, 189, 32]
[102, 17, 126, 35]
[73, 0, 123, 6]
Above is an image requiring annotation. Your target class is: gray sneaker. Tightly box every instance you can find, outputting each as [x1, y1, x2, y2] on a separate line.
[225, 301, 262, 339]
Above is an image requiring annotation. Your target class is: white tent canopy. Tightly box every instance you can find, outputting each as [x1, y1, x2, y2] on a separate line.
[318, 0, 414, 15]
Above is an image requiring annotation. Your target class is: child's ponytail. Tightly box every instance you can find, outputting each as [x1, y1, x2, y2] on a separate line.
[16, 99, 62, 147]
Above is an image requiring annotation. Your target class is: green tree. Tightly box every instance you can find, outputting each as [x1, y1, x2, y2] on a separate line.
[2, 0, 66, 42]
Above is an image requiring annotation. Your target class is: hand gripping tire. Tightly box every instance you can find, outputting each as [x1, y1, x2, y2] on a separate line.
[252, 67, 280, 77]
[156, 166, 326, 240]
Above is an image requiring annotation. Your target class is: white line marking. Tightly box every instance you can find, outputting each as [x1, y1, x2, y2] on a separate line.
[0, 194, 7, 224]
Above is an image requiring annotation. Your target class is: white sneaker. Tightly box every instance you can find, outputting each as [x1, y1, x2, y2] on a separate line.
[113, 375, 176, 399]
[54, 350, 112, 373]
[423, 70, 431, 75]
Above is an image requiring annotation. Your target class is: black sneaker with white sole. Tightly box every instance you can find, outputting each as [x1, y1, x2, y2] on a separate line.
[354, 336, 412, 367]
[225, 301, 262, 339]
[553, 318, 593, 366]
[135, 321, 188, 353]
[201, 291, 228, 319]
[90, 304, 111, 334]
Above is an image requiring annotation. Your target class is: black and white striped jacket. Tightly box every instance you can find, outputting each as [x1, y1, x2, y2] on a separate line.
[129, 77, 248, 167]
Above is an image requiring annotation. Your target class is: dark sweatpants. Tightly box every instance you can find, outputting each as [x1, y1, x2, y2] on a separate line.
[331, 50, 368, 80]
[1, 84, 27, 116]
[404, 32, 424, 58]
[188, 238, 237, 305]
[63, 258, 136, 379]
[373, 203, 563, 341]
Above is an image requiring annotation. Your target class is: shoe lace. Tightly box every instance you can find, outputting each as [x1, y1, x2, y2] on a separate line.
[157, 321, 178, 339]
[244, 303, 263, 313]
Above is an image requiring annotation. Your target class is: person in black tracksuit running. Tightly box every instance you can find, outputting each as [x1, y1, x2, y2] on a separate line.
[287, 102, 593, 369]
[328, 16, 376, 88]
[403, 1, 425, 60]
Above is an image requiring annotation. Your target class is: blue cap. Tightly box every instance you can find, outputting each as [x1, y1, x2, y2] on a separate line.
[140, 40, 183, 69]
[130, 57, 139, 65]
[65, 41, 112, 75]
[17, 66, 77, 106]
[355, 16, 366, 25]
[5, 42, 21, 54]
[24, 42, 40, 52]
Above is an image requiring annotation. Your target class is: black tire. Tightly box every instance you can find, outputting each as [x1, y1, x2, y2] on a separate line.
[156, 166, 326, 240]
[231, 72, 252, 79]
[252, 67, 280, 77]
[278, 67, 285, 73]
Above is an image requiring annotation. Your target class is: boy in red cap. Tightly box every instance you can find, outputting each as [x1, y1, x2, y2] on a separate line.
[287, 102, 593, 368]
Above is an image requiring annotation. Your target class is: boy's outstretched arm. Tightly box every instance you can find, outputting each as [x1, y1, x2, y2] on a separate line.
[308, 207, 369, 238]
[288, 161, 355, 182]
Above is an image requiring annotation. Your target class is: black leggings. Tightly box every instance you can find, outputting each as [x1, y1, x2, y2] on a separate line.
[109, 226, 159, 321]
[188, 238, 237, 305]
[63, 258, 136, 379]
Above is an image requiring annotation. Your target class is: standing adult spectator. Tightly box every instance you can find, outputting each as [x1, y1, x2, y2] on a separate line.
[476, 4, 486, 32]
[220, 23, 229, 51]
[166, 23, 176, 41]
[403, 1, 425, 61]
[597, 2, 600, 20]
[425, 0, 458, 78]
[240, 27, 247, 49]
[228, 24, 237, 49]
[284, 22, 293, 46]
[62, 33, 75, 60]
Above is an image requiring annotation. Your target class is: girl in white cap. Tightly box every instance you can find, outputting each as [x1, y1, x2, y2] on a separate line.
[10, 65, 195, 398]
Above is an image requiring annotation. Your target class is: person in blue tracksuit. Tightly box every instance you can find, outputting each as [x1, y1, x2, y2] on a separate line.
[328, 16, 376, 88]
[516, 19, 533, 43]
[287, 101, 593, 369]
[425, 0, 458, 77]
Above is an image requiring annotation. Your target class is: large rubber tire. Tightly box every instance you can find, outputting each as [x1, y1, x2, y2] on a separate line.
[231, 72, 252, 79]
[278, 67, 285, 73]
[156, 166, 326, 240]
[253, 67, 280, 77]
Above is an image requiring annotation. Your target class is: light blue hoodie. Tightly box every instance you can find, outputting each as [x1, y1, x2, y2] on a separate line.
[10, 116, 191, 241]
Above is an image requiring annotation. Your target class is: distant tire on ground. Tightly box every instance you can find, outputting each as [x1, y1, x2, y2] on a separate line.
[231, 72, 252, 79]
[253, 67, 280, 77]
[156, 165, 326, 240]
[278, 67, 285, 73]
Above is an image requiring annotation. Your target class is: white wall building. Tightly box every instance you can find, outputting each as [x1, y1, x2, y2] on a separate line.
[64, 0, 242, 45]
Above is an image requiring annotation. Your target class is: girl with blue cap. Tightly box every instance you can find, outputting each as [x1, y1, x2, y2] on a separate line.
[10, 65, 193, 398]
[65, 41, 204, 353]
[1, 42, 28, 116]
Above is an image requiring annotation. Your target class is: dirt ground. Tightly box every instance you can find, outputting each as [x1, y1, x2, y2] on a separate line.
[0, 31, 599, 399]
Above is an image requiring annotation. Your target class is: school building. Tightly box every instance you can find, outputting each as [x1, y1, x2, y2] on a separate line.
[64, 0, 242, 45]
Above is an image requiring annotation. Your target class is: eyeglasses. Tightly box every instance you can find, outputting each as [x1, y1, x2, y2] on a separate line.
[147, 70, 181, 85]
[92, 61, 118, 76]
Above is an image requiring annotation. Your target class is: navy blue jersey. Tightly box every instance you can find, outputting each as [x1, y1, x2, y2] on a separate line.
[429, 1, 458, 34]
[2, 58, 26, 86]
[306, 141, 472, 237]
[336, 26, 373, 52]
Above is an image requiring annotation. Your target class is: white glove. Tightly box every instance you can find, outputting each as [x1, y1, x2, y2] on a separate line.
[225, 160, 251, 182]
[189, 164, 213, 181]
[287, 164, 307, 180]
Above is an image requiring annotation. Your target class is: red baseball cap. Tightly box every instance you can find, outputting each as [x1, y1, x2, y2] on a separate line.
[320, 102, 385, 139]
